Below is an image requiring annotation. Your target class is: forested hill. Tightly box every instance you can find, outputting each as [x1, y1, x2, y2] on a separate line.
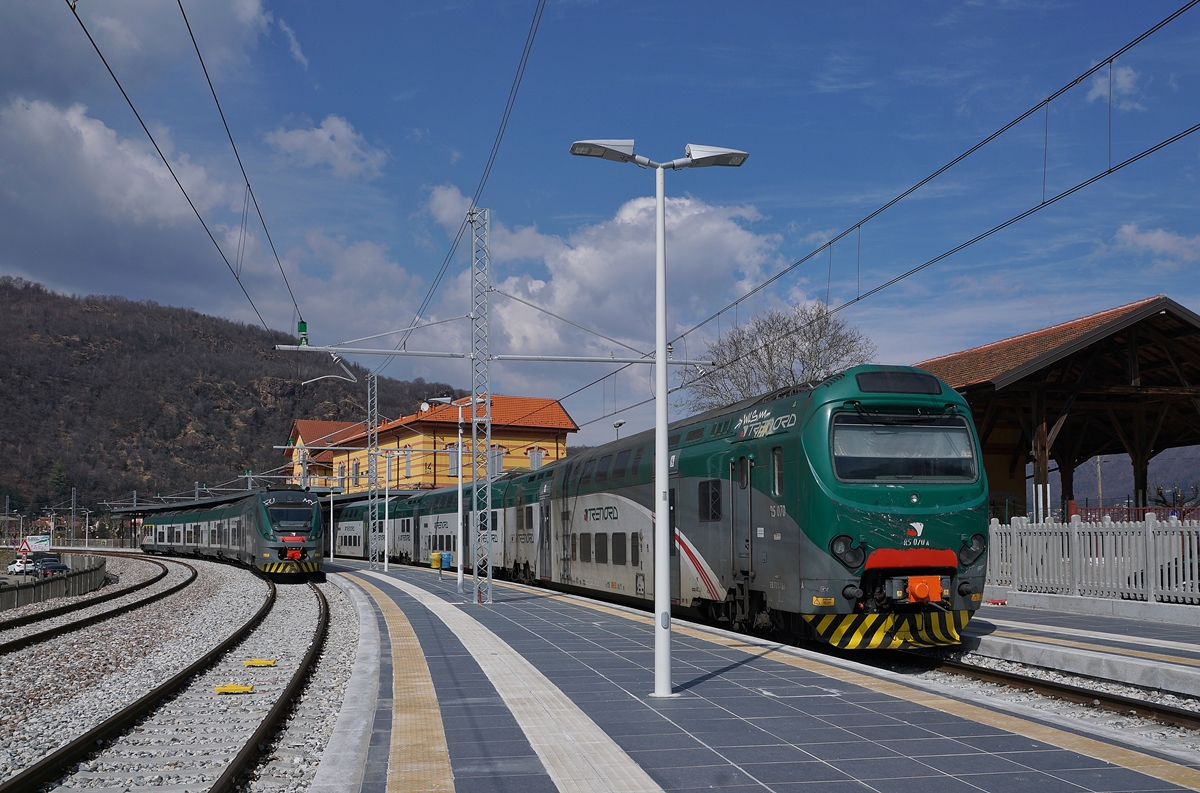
[0, 277, 461, 515]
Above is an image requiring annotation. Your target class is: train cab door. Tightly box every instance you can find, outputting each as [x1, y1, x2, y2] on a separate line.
[669, 451, 681, 602]
[536, 498, 552, 581]
[729, 450, 755, 619]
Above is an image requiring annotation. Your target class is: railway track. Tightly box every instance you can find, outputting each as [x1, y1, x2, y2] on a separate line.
[0, 558, 197, 655]
[929, 655, 1200, 732]
[0, 579, 328, 793]
[0, 555, 169, 631]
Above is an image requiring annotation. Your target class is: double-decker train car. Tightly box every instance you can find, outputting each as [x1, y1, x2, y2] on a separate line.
[138, 487, 324, 577]
[336, 364, 989, 649]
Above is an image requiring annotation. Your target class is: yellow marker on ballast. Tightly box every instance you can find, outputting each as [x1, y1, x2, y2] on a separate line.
[244, 658, 277, 667]
[214, 683, 254, 694]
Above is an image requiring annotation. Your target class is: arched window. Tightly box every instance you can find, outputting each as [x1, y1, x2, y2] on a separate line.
[352, 460, 361, 487]
[338, 463, 346, 488]
[403, 446, 412, 478]
[526, 446, 546, 471]
[447, 442, 463, 477]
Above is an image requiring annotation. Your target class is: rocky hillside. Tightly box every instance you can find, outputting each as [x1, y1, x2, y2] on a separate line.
[0, 277, 461, 515]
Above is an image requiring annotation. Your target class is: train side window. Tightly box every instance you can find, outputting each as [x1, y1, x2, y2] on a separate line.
[579, 459, 596, 485]
[698, 480, 722, 521]
[595, 533, 608, 564]
[738, 456, 750, 490]
[571, 533, 578, 561]
[631, 446, 644, 476]
[612, 450, 630, 479]
[594, 455, 613, 483]
[772, 446, 784, 496]
[631, 532, 640, 567]
[516, 506, 525, 533]
[612, 532, 627, 565]
[580, 533, 592, 563]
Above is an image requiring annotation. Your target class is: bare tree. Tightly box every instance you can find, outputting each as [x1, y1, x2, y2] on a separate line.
[680, 302, 876, 413]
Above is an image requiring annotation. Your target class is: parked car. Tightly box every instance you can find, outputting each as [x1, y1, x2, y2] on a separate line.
[38, 562, 70, 577]
[6, 559, 36, 574]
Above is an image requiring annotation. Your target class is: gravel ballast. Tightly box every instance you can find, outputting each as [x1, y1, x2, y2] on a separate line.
[239, 579, 360, 793]
[0, 558, 268, 783]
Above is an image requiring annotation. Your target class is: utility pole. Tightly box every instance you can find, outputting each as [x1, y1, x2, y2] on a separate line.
[367, 371, 383, 570]
[71, 487, 77, 547]
[469, 207, 493, 604]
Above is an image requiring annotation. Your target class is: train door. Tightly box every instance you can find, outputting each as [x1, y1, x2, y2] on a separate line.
[729, 450, 754, 618]
[669, 453, 680, 602]
[535, 501, 551, 580]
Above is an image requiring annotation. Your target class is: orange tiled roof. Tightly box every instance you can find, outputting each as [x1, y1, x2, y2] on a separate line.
[286, 420, 366, 457]
[915, 296, 1163, 390]
[383, 394, 578, 433]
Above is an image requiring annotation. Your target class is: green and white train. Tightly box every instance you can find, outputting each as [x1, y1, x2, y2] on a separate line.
[140, 487, 324, 577]
[337, 365, 989, 649]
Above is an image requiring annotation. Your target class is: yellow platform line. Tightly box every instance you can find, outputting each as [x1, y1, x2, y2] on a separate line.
[363, 572, 664, 793]
[487, 578, 1200, 792]
[349, 576, 455, 793]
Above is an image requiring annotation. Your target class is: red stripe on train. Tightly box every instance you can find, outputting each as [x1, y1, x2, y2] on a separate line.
[864, 548, 957, 569]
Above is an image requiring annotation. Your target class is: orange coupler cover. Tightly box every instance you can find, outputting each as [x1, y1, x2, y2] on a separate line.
[907, 575, 942, 603]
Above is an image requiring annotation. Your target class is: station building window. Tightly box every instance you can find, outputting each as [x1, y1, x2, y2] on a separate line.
[528, 447, 545, 470]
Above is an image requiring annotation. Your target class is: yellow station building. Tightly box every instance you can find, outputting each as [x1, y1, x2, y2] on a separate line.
[284, 395, 577, 493]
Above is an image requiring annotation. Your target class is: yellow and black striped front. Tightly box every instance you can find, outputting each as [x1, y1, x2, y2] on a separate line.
[260, 561, 322, 574]
[803, 609, 972, 649]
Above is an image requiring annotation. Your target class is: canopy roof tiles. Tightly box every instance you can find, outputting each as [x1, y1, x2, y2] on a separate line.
[916, 295, 1170, 391]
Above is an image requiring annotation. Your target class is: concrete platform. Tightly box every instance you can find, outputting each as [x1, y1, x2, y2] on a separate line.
[325, 561, 1200, 793]
[966, 603, 1200, 697]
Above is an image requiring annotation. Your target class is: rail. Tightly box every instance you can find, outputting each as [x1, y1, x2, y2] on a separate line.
[0, 554, 108, 611]
[987, 516, 1200, 604]
[0, 559, 197, 655]
[0, 578, 278, 793]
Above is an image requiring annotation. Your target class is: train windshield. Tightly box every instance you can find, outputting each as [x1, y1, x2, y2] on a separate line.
[831, 413, 976, 482]
[270, 507, 316, 527]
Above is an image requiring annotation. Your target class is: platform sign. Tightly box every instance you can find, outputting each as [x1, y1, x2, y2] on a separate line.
[26, 535, 50, 552]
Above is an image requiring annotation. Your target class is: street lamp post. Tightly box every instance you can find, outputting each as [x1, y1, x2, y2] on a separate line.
[571, 138, 747, 698]
[430, 396, 479, 596]
[613, 419, 626, 440]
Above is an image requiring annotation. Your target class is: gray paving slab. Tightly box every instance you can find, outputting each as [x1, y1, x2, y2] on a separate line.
[329, 561, 1196, 793]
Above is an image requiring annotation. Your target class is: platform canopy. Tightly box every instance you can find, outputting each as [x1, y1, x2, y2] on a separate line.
[915, 295, 1200, 516]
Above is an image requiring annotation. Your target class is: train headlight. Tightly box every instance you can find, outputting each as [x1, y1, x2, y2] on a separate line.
[830, 534, 866, 570]
[958, 533, 987, 567]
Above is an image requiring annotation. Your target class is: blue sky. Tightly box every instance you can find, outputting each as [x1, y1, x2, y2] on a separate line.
[2, 1, 1199, 445]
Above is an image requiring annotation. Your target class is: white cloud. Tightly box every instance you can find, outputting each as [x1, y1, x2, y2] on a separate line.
[1115, 223, 1200, 267]
[425, 184, 782, 361]
[1087, 64, 1146, 112]
[277, 19, 308, 69]
[266, 116, 388, 180]
[0, 97, 231, 225]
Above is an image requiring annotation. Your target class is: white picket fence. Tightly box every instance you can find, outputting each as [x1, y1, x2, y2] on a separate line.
[987, 516, 1200, 605]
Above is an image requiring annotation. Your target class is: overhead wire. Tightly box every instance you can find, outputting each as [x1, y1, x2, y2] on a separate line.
[65, 0, 268, 329]
[176, 0, 304, 323]
[670, 0, 1200, 352]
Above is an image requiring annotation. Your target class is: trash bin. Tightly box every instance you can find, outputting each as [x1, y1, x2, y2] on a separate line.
[430, 551, 441, 569]
[441, 551, 453, 570]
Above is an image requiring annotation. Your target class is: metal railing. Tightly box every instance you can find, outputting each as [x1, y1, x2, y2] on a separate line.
[987, 516, 1200, 605]
[0, 554, 108, 611]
